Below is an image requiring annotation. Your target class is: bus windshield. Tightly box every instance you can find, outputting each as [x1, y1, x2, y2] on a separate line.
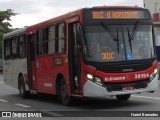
[83, 24, 155, 62]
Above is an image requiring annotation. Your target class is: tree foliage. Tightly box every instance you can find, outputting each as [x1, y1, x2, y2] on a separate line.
[0, 9, 18, 33]
[0, 9, 18, 58]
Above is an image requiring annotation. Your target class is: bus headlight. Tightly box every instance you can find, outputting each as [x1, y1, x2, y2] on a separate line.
[150, 68, 158, 81]
[86, 73, 103, 86]
[86, 73, 94, 80]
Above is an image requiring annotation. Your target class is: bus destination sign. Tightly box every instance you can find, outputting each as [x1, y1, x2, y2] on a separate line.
[85, 9, 149, 20]
[92, 11, 139, 19]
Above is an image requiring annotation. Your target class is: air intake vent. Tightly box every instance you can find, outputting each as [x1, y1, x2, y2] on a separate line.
[105, 79, 149, 91]
[85, 58, 155, 73]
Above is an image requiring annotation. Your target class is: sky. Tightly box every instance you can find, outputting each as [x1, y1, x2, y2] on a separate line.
[0, 0, 144, 28]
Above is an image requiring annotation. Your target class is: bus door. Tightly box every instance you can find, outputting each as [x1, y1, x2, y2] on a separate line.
[35, 28, 55, 94]
[68, 21, 82, 95]
[27, 33, 37, 90]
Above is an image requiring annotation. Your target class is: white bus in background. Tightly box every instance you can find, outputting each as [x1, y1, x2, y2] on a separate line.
[3, 28, 28, 90]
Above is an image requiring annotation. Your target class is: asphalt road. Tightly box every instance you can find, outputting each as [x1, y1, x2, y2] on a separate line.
[0, 72, 160, 120]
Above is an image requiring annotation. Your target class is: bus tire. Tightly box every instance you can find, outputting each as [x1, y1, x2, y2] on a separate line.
[116, 94, 131, 101]
[19, 76, 30, 99]
[60, 77, 72, 106]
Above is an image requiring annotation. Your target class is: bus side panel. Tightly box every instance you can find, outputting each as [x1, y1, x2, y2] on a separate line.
[43, 55, 55, 94]
[3, 59, 28, 89]
[36, 56, 55, 94]
[53, 54, 70, 95]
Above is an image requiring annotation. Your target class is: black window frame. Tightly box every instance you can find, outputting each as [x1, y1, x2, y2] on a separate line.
[17, 34, 26, 59]
[36, 22, 66, 56]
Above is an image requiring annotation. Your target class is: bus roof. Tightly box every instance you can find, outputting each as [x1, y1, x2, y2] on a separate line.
[26, 6, 146, 31]
[92, 6, 142, 9]
[3, 27, 27, 39]
[27, 9, 82, 31]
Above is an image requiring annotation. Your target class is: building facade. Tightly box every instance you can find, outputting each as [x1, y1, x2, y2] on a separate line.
[144, 0, 160, 17]
[144, 0, 160, 61]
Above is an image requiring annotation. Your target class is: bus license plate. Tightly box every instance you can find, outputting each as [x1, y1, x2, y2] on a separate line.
[122, 86, 134, 90]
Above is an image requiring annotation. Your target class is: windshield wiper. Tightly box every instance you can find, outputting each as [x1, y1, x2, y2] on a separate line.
[127, 27, 133, 53]
[101, 22, 120, 53]
[116, 27, 119, 54]
[131, 21, 140, 40]
[127, 21, 140, 53]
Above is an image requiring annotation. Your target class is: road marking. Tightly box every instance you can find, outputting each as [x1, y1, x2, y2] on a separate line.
[0, 82, 4, 84]
[0, 99, 8, 102]
[42, 110, 63, 117]
[15, 103, 31, 108]
[132, 95, 160, 100]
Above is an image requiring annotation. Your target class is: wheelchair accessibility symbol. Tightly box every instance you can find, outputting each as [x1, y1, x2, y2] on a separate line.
[127, 53, 133, 60]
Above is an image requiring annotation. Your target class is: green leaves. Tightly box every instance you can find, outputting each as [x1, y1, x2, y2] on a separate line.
[0, 9, 18, 30]
[0, 9, 18, 58]
[0, 9, 18, 22]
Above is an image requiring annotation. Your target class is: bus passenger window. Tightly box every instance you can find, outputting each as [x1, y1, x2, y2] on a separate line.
[18, 34, 26, 58]
[12, 37, 17, 59]
[57, 23, 66, 53]
[48, 25, 56, 54]
[4, 39, 11, 60]
[37, 29, 44, 56]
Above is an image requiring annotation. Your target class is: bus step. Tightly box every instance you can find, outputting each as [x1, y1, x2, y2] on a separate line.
[30, 90, 37, 94]
[71, 94, 83, 97]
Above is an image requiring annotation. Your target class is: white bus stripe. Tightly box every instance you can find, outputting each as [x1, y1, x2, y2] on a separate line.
[0, 99, 8, 102]
[15, 103, 31, 108]
[132, 95, 160, 100]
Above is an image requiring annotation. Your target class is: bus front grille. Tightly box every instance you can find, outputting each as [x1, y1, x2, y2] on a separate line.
[85, 58, 155, 73]
[104, 79, 149, 92]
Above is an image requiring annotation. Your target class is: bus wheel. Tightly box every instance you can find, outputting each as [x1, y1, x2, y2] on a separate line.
[60, 78, 72, 105]
[19, 76, 29, 99]
[116, 94, 131, 101]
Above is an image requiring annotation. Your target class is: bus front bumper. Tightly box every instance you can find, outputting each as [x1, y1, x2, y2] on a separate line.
[83, 74, 159, 98]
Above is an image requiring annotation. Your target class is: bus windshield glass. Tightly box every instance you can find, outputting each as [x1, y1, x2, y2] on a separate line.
[83, 24, 155, 62]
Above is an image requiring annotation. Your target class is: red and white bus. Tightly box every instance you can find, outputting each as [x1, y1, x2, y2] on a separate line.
[3, 6, 158, 105]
